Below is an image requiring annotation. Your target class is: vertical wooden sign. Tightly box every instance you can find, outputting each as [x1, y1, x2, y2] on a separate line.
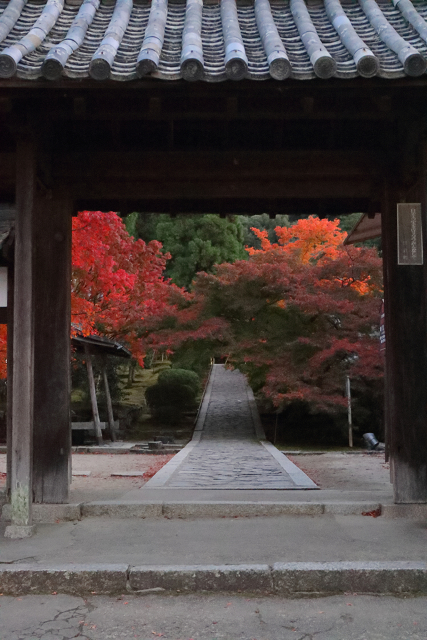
[397, 203, 423, 265]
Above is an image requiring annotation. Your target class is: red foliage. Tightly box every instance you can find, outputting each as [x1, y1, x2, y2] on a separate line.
[150, 216, 384, 411]
[72, 211, 187, 364]
[0, 325, 6, 380]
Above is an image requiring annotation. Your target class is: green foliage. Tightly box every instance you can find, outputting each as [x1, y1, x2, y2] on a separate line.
[147, 214, 247, 288]
[158, 368, 200, 394]
[240, 214, 290, 249]
[145, 373, 198, 424]
[170, 341, 217, 378]
[123, 211, 139, 238]
[71, 353, 124, 418]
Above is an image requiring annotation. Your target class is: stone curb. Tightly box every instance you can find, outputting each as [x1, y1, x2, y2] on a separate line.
[271, 562, 427, 595]
[1, 562, 427, 596]
[382, 504, 427, 518]
[129, 564, 273, 593]
[2, 503, 82, 524]
[1, 501, 388, 521]
[0, 564, 128, 596]
[81, 501, 162, 518]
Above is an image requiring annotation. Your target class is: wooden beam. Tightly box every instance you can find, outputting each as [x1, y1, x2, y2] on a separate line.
[54, 150, 383, 181]
[68, 177, 374, 202]
[383, 174, 427, 502]
[5, 136, 37, 538]
[32, 193, 72, 503]
[52, 150, 380, 204]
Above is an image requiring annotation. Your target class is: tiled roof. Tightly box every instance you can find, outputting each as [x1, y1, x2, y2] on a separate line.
[1, 0, 427, 81]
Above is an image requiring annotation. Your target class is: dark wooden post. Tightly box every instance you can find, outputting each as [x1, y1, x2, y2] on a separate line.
[382, 174, 427, 502]
[32, 192, 72, 504]
[5, 137, 37, 538]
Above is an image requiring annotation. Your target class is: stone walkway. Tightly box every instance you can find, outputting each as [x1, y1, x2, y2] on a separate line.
[145, 365, 316, 490]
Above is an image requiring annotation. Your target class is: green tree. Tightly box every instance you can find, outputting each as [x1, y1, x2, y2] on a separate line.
[153, 214, 247, 288]
[240, 214, 290, 249]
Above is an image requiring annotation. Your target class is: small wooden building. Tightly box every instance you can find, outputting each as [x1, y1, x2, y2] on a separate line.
[1, 0, 427, 535]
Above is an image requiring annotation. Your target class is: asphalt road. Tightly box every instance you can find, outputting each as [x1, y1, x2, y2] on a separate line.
[1, 593, 427, 640]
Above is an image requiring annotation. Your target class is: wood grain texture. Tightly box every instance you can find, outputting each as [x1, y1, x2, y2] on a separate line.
[9, 136, 36, 526]
[32, 194, 72, 504]
[382, 171, 427, 502]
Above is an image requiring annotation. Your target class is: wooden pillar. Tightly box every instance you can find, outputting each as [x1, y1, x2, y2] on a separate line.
[32, 193, 72, 503]
[382, 175, 427, 503]
[5, 137, 37, 538]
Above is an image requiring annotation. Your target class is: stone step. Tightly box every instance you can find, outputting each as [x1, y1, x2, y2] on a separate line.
[1, 561, 426, 596]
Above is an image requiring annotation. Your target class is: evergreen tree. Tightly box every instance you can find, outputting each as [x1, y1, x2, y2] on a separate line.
[150, 214, 247, 288]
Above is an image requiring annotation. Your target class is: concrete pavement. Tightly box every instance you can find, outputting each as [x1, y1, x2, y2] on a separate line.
[1, 592, 427, 639]
[0, 366, 426, 598]
[0, 512, 427, 596]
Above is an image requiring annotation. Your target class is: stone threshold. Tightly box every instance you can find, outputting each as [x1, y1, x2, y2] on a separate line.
[3, 500, 426, 523]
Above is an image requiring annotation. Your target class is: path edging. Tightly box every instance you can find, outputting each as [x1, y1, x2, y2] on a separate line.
[1, 561, 427, 596]
[143, 365, 216, 488]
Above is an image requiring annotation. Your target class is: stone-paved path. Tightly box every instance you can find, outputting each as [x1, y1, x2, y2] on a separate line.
[146, 365, 316, 490]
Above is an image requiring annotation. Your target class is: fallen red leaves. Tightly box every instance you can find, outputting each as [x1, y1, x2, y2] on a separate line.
[361, 508, 381, 518]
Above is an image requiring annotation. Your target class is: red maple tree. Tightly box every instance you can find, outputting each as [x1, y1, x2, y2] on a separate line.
[0, 211, 186, 380]
[147, 216, 383, 411]
[72, 211, 187, 364]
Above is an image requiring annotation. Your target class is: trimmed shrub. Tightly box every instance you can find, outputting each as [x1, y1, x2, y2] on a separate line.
[158, 368, 200, 395]
[145, 371, 199, 424]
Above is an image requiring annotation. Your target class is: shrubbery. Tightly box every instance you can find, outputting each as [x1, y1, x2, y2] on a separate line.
[157, 368, 199, 394]
[145, 368, 200, 423]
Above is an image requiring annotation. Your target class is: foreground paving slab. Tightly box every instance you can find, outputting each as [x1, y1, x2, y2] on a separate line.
[1, 514, 426, 567]
[2, 593, 427, 640]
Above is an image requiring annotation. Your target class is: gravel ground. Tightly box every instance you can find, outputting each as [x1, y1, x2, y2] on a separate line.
[0, 451, 390, 499]
[0, 453, 174, 502]
[288, 452, 390, 491]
